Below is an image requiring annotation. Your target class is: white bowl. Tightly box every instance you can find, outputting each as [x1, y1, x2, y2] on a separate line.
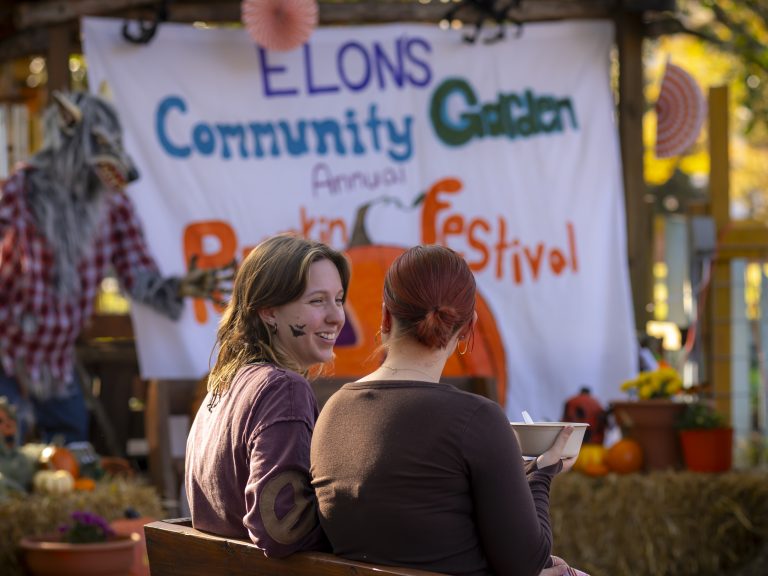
[509, 422, 589, 458]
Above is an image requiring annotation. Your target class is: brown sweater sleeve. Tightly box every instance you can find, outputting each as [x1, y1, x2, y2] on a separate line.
[525, 457, 563, 478]
[462, 401, 557, 576]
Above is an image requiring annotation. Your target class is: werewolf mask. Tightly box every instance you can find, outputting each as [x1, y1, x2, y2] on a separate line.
[25, 92, 140, 295]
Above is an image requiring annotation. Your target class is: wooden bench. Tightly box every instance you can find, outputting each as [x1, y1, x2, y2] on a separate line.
[144, 517, 445, 576]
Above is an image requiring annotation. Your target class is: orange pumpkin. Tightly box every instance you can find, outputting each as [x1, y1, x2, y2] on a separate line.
[73, 477, 96, 491]
[40, 445, 79, 479]
[604, 438, 644, 474]
[573, 443, 607, 476]
[332, 188, 508, 405]
[582, 461, 610, 477]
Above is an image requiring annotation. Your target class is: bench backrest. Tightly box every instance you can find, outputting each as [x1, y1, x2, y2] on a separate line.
[144, 518, 445, 576]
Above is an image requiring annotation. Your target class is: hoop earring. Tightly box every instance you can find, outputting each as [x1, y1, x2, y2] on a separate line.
[375, 329, 382, 345]
[457, 338, 469, 356]
[269, 324, 278, 336]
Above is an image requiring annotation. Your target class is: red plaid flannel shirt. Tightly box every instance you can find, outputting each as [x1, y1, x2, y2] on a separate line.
[0, 169, 160, 388]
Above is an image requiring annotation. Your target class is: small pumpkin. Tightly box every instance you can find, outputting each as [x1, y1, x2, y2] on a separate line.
[582, 461, 610, 477]
[33, 469, 75, 494]
[573, 443, 608, 476]
[40, 445, 80, 479]
[604, 438, 644, 474]
[73, 476, 97, 491]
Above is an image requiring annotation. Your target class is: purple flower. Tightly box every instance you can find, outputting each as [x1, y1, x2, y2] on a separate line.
[60, 511, 114, 544]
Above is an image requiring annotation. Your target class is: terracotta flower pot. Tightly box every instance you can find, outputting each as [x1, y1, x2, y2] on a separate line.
[611, 399, 686, 472]
[19, 533, 139, 576]
[111, 517, 154, 576]
[679, 428, 733, 472]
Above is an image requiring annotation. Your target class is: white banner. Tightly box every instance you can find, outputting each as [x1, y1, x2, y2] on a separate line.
[82, 18, 636, 420]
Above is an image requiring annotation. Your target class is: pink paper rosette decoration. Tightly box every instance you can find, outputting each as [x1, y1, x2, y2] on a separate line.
[655, 62, 707, 158]
[241, 0, 318, 52]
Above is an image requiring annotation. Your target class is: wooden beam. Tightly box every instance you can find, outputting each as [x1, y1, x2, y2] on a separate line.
[616, 9, 650, 332]
[0, 27, 48, 61]
[0, 20, 81, 63]
[622, 0, 676, 11]
[14, 0, 621, 31]
[713, 222, 768, 260]
[720, 222, 768, 249]
[319, 0, 620, 25]
[707, 85, 732, 423]
[710, 87, 730, 231]
[14, 0, 156, 30]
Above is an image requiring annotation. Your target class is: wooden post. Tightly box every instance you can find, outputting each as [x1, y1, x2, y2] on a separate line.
[707, 85, 732, 422]
[146, 380, 175, 504]
[616, 10, 650, 333]
[45, 24, 71, 98]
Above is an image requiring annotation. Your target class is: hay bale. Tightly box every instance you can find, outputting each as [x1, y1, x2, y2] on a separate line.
[551, 471, 768, 576]
[0, 477, 163, 576]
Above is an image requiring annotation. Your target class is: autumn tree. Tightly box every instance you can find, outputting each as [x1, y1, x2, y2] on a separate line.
[651, 0, 768, 139]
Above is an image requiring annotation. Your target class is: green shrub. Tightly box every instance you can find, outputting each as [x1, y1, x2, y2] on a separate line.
[677, 402, 727, 429]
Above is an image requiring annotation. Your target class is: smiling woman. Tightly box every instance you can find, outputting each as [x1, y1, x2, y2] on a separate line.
[184, 233, 350, 557]
[260, 258, 346, 370]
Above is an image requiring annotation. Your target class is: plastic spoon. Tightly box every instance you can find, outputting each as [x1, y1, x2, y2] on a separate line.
[522, 410, 534, 424]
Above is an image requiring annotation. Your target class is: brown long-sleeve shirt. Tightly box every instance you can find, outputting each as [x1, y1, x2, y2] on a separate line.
[311, 380, 559, 576]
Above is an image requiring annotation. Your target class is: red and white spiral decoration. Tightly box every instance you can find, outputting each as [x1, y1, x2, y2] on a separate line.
[655, 62, 707, 158]
[241, 0, 318, 52]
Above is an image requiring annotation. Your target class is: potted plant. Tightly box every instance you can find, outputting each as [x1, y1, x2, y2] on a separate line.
[18, 510, 138, 576]
[610, 367, 686, 471]
[677, 401, 733, 473]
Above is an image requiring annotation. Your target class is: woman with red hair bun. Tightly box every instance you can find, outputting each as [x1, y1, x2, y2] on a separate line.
[311, 244, 579, 576]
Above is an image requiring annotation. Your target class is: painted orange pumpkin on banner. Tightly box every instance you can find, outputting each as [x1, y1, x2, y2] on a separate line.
[332, 178, 508, 406]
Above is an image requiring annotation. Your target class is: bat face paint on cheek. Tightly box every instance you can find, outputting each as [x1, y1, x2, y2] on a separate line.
[289, 324, 306, 337]
[268, 259, 344, 370]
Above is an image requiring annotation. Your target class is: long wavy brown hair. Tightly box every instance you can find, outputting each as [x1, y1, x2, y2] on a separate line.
[206, 233, 350, 409]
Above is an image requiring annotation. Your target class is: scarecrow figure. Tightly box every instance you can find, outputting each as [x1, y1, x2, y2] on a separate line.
[0, 91, 232, 444]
